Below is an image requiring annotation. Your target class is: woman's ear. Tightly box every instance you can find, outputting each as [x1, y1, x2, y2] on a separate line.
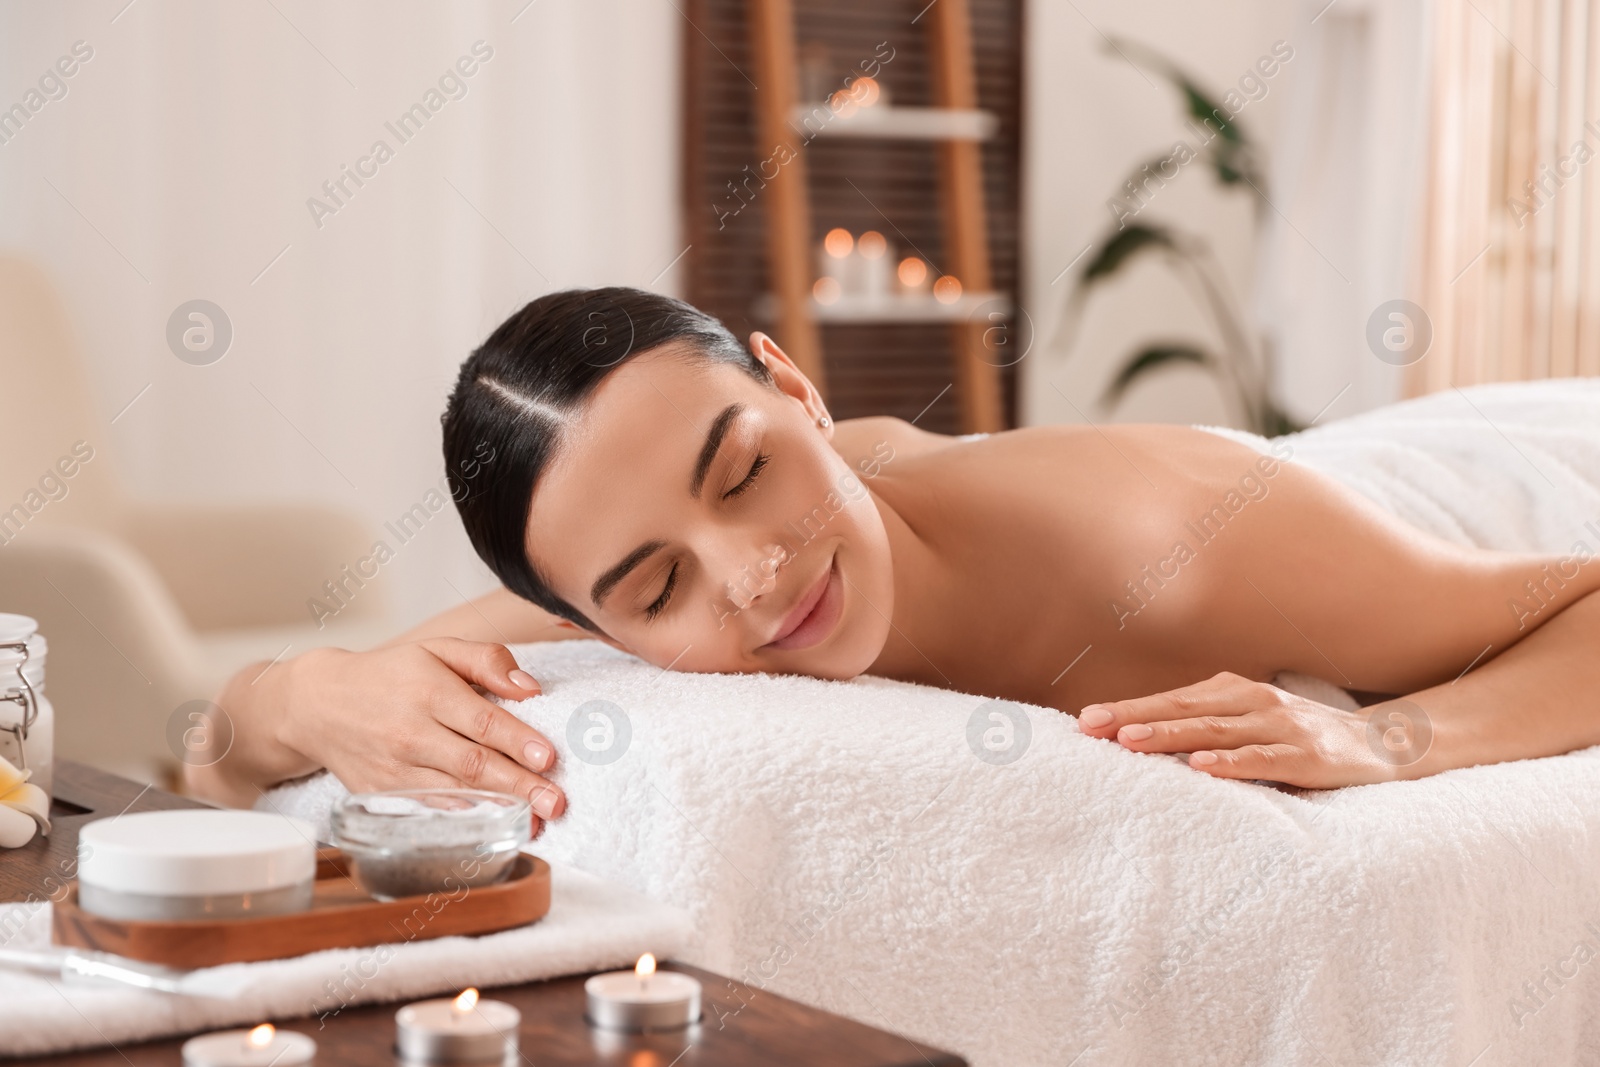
[748, 331, 832, 436]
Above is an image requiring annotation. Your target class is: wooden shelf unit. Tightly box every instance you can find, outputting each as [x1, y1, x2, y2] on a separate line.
[683, 0, 1023, 435]
[747, 0, 1005, 433]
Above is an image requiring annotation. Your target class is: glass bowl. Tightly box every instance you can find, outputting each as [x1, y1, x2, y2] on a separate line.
[329, 789, 531, 902]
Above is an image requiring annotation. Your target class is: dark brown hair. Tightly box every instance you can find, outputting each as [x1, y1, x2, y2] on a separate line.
[442, 287, 773, 631]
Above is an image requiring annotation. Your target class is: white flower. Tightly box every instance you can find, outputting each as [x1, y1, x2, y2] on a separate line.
[0, 753, 49, 848]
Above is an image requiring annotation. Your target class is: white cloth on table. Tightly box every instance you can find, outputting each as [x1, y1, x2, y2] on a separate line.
[0, 861, 691, 1057]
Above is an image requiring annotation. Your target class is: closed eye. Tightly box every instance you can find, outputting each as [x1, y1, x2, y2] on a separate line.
[724, 452, 769, 499]
[644, 561, 678, 620]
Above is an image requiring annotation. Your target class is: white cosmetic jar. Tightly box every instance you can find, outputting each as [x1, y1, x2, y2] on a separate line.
[77, 810, 317, 921]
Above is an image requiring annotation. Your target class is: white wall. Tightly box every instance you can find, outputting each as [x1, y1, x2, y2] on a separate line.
[0, 0, 683, 627]
[1019, 0, 1298, 429]
[1, 0, 1428, 637]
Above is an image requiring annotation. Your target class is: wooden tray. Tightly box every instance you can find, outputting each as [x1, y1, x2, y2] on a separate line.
[52, 848, 551, 969]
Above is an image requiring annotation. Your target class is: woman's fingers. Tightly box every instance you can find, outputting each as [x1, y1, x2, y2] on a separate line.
[1185, 743, 1309, 782]
[421, 638, 558, 774]
[1077, 672, 1281, 737]
[413, 640, 566, 817]
[435, 683, 558, 775]
[1077, 671, 1400, 789]
[422, 732, 567, 819]
[423, 637, 544, 701]
[1112, 709, 1280, 754]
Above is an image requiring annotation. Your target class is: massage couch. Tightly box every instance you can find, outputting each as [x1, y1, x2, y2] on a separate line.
[253, 378, 1600, 1066]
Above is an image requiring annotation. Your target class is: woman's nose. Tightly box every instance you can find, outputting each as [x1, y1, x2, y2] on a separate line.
[715, 539, 792, 608]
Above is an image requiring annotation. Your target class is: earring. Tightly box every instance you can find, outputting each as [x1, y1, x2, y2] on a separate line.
[818, 415, 832, 429]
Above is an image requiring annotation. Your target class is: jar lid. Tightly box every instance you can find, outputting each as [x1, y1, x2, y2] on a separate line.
[0, 614, 37, 644]
[78, 810, 317, 895]
[0, 614, 45, 688]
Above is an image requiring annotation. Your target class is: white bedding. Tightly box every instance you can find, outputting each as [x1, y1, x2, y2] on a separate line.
[268, 379, 1600, 1067]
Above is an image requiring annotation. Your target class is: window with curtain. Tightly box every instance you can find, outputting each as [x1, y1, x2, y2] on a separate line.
[1412, 0, 1600, 393]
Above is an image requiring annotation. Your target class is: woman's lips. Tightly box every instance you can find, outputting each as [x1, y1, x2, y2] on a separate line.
[766, 553, 842, 652]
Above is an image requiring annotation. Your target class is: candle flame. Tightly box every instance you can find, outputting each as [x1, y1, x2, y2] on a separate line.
[635, 953, 657, 979]
[247, 1024, 275, 1048]
[823, 228, 854, 258]
[453, 988, 479, 1013]
[827, 90, 860, 119]
[933, 275, 964, 304]
[898, 257, 928, 288]
[850, 76, 881, 107]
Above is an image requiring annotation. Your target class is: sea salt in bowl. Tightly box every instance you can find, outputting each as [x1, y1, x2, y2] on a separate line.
[328, 789, 531, 902]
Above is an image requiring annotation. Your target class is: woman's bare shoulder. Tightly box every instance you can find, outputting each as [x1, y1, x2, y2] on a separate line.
[830, 415, 964, 467]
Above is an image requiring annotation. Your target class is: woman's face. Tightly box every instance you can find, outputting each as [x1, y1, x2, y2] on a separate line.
[524, 336, 896, 680]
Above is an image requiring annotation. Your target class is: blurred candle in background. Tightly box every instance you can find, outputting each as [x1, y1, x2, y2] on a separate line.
[897, 256, 930, 296]
[823, 227, 854, 260]
[857, 230, 891, 299]
[933, 275, 963, 304]
[850, 76, 881, 108]
[818, 227, 857, 294]
[799, 42, 832, 104]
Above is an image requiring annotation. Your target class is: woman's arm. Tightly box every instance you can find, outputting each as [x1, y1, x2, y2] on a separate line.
[184, 589, 578, 811]
[1388, 586, 1600, 778]
[186, 638, 568, 813]
[1076, 438, 1600, 786]
[380, 586, 590, 647]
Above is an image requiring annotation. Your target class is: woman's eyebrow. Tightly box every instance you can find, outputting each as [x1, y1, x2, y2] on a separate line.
[592, 404, 743, 607]
[690, 403, 744, 499]
[591, 538, 667, 606]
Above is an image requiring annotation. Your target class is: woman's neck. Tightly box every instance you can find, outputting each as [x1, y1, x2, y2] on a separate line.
[863, 483, 955, 687]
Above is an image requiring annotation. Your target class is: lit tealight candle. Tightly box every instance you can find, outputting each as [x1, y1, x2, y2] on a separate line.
[897, 256, 930, 295]
[395, 987, 520, 1065]
[584, 953, 702, 1033]
[857, 230, 893, 299]
[849, 75, 882, 108]
[817, 227, 860, 297]
[933, 275, 964, 304]
[181, 1023, 315, 1067]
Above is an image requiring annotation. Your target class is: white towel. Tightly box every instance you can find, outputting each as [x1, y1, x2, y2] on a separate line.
[265, 379, 1600, 1067]
[0, 861, 692, 1057]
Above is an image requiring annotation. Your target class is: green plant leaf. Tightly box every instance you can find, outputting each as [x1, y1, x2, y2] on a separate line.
[1181, 85, 1243, 146]
[1101, 37, 1267, 193]
[1102, 343, 1212, 407]
[1081, 224, 1178, 284]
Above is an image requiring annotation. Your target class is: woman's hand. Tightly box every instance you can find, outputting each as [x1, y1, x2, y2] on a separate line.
[1075, 671, 1414, 790]
[190, 636, 567, 823]
[281, 639, 566, 821]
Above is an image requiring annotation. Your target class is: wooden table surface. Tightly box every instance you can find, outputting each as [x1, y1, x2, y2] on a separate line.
[0, 762, 967, 1067]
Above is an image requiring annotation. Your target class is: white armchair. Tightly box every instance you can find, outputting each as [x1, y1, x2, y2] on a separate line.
[0, 255, 397, 785]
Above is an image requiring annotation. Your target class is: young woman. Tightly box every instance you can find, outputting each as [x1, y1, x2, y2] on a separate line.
[189, 289, 1600, 832]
